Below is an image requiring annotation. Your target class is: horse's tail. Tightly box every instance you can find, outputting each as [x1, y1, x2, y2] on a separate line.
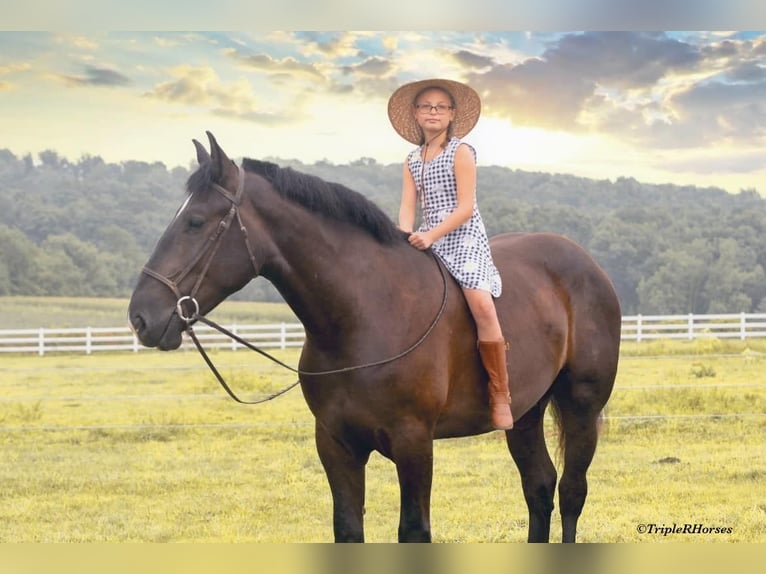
[547, 398, 565, 466]
[547, 398, 607, 467]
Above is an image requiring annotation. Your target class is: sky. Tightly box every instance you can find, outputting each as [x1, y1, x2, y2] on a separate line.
[1, 30, 765, 195]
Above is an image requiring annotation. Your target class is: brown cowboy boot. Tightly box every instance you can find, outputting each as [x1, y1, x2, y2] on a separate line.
[478, 339, 514, 430]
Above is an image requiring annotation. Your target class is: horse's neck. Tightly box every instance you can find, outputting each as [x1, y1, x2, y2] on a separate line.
[252, 197, 404, 345]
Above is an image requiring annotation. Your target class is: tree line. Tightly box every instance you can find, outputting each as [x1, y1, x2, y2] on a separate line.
[1, 148, 764, 315]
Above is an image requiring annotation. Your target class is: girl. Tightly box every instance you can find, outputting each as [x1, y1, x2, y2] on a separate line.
[387, 78, 513, 430]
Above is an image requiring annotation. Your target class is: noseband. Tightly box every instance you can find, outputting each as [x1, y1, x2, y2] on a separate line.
[139, 164, 449, 404]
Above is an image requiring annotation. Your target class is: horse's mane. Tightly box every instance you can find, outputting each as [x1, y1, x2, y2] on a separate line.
[187, 158, 403, 245]
[243, 158, 403, 244]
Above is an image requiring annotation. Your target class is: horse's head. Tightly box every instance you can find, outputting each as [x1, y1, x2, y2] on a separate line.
[128, 132, 261, 350]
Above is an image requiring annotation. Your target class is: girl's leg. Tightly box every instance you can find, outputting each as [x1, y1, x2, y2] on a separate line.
[462, 288, 514, 429]
[461, 288, 503, 339]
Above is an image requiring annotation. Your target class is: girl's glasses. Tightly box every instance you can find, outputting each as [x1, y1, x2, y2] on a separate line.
[414, 104, 453, 115]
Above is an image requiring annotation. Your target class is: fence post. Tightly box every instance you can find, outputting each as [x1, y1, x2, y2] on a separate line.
[741, 312, 746, 340]
[280, 323, 287, 350]
[38, 327, 45, 356]
[636, 314, 642, 343]
[232, 324, 238, 351]
[687, 313, 694, 340]
[86, 326, 92, 355]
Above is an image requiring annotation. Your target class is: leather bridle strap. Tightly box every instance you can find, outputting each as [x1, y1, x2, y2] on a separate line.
[140, 167, 250, 303]
[185, 325, 301, 405]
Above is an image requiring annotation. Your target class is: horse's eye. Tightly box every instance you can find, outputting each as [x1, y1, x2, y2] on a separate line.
[187, 216, 205, 231]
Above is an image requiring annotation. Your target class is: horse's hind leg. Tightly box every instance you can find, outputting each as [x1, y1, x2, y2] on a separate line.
[505, 402, 557, 542]
[553, 374, 611, 543]
[556, 407, 600, 543]
[315, 421, 370, 542]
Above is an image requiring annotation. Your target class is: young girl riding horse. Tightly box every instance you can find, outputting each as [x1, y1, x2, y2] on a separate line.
[388, 78, 514, 429]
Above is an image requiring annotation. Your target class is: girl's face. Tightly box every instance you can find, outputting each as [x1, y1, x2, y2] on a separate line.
[413, 88, 456, 132]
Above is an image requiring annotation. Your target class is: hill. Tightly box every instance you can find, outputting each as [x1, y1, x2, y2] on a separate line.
[1, 148, 764, 314]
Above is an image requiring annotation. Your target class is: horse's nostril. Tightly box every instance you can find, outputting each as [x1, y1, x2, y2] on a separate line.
[131, 314, 146, 334]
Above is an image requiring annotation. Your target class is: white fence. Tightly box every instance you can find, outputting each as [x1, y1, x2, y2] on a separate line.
[622, 313, 766, 342]
[0, 323, 305, 356]
[2, 313, 766, 356]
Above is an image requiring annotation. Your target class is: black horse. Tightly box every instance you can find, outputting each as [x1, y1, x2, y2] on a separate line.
[128, 132, 621, 542]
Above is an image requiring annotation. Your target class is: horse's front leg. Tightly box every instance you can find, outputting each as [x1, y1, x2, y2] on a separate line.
[391, 422, 435, 542]
[315, 420, 370, 542]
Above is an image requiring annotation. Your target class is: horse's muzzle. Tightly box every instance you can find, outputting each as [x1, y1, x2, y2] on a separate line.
[128, 307, 184, 351]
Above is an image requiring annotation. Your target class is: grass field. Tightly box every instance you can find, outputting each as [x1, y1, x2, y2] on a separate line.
[2, 329, 765, 542]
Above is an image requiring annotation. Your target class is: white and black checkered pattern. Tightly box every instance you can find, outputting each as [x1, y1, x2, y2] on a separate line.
[407, 137, 502, 297]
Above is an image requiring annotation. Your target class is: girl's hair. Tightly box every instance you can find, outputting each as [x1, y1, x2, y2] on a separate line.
[413, 86, 455, 147]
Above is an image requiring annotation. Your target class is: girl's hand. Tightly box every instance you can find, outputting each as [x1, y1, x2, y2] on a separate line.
[408, 231, 434, 250]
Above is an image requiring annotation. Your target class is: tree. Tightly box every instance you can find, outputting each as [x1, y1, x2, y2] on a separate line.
[637, 239, 713, 314]
[703, 239, 766, 313]
[0, 259, 11, 295]
[589, 215, 661, 314]
[0, 225, 43, 294]
[41, 234, 121, 296]
[32, 249, 83, 296]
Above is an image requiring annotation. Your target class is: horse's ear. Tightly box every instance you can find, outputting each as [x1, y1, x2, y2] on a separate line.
[206, 130, 237, 183]
[192, 138, 210, 165]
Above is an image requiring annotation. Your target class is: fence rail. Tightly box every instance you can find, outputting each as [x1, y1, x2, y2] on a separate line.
[621, 312, 766, 342]
[0, 323, 305, 356]
[2, 313, 766, 355]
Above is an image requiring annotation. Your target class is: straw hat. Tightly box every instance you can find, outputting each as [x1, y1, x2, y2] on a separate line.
[387, 78, 481, 145]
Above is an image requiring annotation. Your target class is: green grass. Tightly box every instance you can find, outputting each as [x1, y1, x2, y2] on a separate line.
[620, 338, 766, 356]
[2, 342, 765, 542]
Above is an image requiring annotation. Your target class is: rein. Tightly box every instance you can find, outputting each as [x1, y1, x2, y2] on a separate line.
[141, 165, 449, 405]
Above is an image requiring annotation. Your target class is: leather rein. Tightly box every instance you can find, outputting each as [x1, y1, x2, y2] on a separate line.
[141, 165, 448, 405]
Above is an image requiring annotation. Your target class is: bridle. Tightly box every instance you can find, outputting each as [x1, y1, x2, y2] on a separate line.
[140, 164, 449, 405]
[141, 166, 258, 308]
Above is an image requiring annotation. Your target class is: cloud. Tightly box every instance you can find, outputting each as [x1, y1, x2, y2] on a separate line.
[661, 80, 766, 145]
[153, 36, 182, 49]
[340, 56, 393, 77]
[463, 31, 766, 149]
[293, 31, 366, 59]
[0, 62, 31, 90]
[553, 31, 700, 88]
[69, 36, 99, 51]
[146, 65, 250, 107]
[452, 50, 495, 70]
[724, 61, 766, 83]
[53, 34, 99, 51]
[466, 32, 701, 127]
[145, 66, 218, 105]
[225, 49, 326, 81]
[144, 65, 295, 125]
[60, 66, 132, 87]
[0, 62, 32, 75]
[333, 58, 399, 99]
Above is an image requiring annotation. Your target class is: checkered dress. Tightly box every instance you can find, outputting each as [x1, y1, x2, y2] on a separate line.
[407, 137, 502, 297]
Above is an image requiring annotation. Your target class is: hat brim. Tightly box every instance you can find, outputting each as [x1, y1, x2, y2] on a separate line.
[387, 78, 481, 145]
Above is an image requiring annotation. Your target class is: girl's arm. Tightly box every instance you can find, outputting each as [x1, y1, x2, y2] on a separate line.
[399, 160, 418, 233]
